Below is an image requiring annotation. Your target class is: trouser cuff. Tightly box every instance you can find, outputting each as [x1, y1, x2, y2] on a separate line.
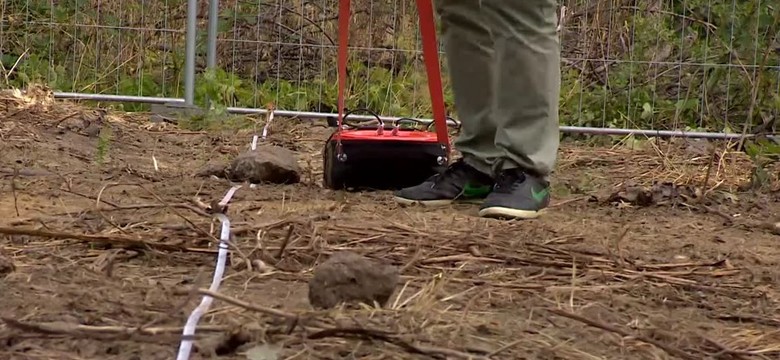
[461, 154, 494, 177]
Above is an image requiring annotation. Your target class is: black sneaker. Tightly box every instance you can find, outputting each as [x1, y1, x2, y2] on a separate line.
[478, 168, 551, 219]
[393, 159, 494, 206]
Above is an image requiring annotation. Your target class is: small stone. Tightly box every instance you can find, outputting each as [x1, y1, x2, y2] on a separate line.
[0, 255, 15, 278]
[758, 222, 780, 236]
[227, 146, 301, 184]
[195, 328, 253, 357]
[82, 121, 102, 138]
[308, 251, 399, 309]
[196, 162, 229, 178]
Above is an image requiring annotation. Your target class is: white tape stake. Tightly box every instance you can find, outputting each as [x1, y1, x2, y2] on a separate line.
[175, 185, 242, 360]
[249, 136, 259, 189]
[249, 107, 274, 189]
[261, 109, 274, 141]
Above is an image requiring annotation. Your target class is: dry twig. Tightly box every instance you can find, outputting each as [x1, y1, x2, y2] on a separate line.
[0, 226, 215, 253]
[547, 308, 698, 360]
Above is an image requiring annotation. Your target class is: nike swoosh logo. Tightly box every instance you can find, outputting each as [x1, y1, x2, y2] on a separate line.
[531, 187, 549, 203]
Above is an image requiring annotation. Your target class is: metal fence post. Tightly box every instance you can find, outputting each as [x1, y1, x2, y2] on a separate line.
[205, 0, 219, 109]
[183, 0, 198, 106]
[207, 0, 219, 70]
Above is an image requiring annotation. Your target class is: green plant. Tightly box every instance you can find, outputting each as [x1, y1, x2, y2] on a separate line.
[744, 138, 780, 189]
[95, 125, 112, 164]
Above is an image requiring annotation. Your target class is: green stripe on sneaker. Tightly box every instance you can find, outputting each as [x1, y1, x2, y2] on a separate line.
[462, 182, 492, 198]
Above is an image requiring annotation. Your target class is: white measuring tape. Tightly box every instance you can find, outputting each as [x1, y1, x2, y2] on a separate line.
[177, 106, 275, 358]
[175, 184, 242, 360]
[251, 105, 275, 152]
[250, 106, 275, 189]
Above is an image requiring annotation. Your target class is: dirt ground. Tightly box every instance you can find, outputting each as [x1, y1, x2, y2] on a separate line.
[1, 86, 779, 360]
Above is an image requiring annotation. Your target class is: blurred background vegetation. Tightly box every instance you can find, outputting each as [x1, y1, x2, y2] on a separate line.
[1, 0, 778, 133]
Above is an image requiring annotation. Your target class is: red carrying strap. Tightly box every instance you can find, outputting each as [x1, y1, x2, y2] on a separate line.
[336, 0, 451, 154]
[416, 0, 451, 154]
[336, 0, 350, 135]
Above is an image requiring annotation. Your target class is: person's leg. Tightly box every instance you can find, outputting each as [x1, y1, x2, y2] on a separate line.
[441, 0, 502, 174]
[393, 0, 497, 206]
[477, 0, 561, 219]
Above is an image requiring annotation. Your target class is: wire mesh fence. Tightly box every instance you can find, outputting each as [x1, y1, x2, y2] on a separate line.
[0, 0, 192, 109]
[1, 0, 778, 136]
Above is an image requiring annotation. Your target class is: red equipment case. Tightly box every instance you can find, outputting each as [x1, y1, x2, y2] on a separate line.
[322, 0, 453, 191]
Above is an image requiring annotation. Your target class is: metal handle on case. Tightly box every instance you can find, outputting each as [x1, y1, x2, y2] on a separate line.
[426, 116, 462, 132]
[392, 117, 425, 128]
[342, 108, 384, 130]
[390, 117, 425, 136]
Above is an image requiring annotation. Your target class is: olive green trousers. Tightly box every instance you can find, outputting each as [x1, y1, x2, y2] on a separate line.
[435, 0, 561, 178]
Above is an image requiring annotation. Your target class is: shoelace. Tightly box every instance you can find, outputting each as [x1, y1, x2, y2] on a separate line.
[430, 160, 469, 185]
[491, 158, 526, 193]
[493, 170, 525, 193]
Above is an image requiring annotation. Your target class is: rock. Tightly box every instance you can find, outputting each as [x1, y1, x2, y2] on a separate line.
[0, 255, 15, 278]
[759, 221, 780, 236]
[227, 146, 301, 184]
[308, 251, 399, 309]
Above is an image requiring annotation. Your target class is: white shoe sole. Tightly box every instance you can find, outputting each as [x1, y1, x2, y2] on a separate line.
[393, 196, 484, 207]
[478, 206, 544, 219]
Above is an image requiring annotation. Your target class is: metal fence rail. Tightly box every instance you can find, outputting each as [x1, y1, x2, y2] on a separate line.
[1, 0, 778, 138]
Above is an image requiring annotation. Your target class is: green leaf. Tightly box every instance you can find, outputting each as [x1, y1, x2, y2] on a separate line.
[745, 142, 760, 158]
[640, 102, 653, 120]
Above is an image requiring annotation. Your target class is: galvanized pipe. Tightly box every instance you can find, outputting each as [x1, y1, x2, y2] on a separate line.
[183, 0, 198, 105]
[203, 0, 220, 108]
[206, 0, 219, 70]
[52, 92, 775, 140]
[56, 92, 183, 104]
